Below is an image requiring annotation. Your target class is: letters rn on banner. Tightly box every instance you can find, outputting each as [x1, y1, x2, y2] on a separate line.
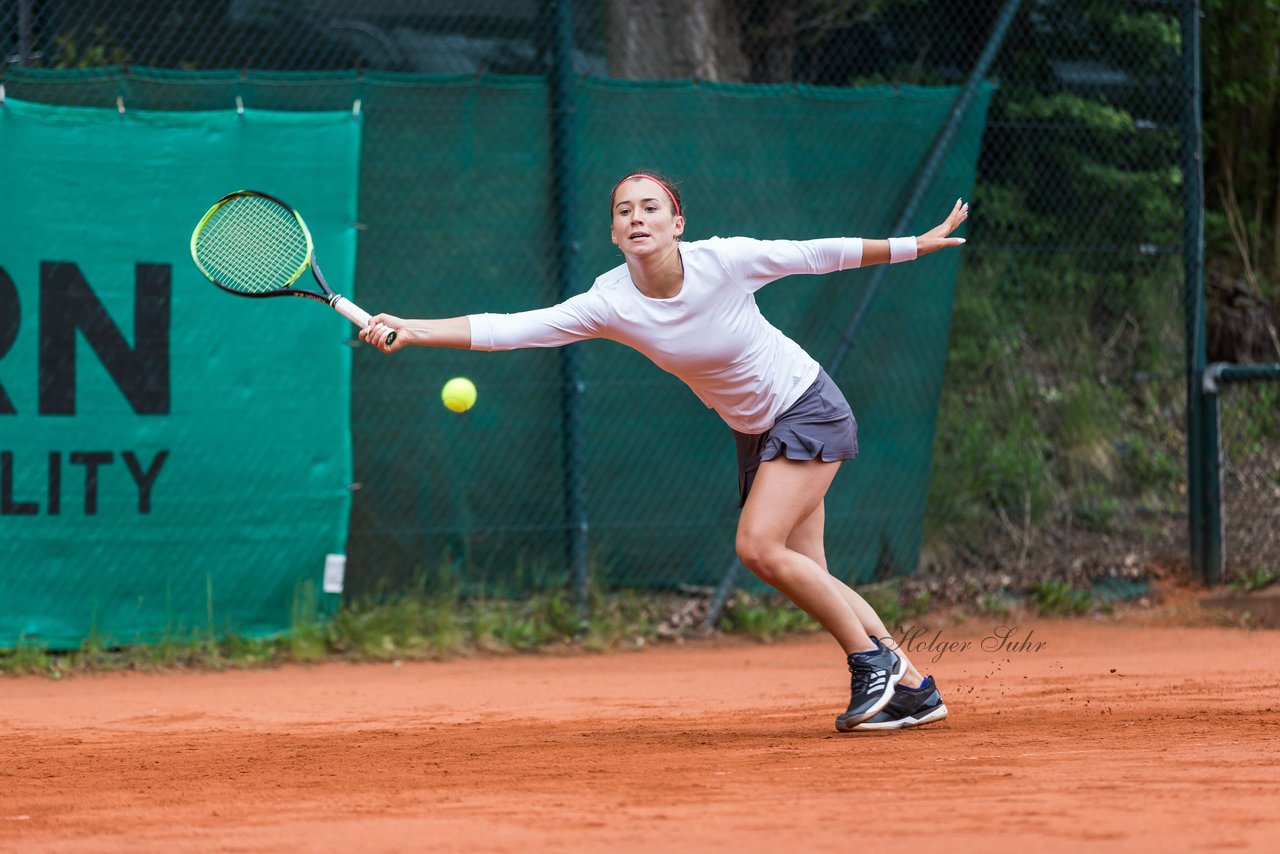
[0, 98, 363, 649]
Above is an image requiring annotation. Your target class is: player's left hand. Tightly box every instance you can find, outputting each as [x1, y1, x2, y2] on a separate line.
[917, 198, 969, 255]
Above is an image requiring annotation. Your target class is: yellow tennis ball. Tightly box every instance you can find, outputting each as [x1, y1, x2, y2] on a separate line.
[441, 377, 477, 413]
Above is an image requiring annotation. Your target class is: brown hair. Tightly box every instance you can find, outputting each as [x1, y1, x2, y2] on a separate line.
[611, 171, 683, 218]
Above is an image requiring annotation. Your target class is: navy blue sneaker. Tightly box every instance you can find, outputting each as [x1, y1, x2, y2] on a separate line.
[834, 638, 906, 732]
[853, 676, 949, 731]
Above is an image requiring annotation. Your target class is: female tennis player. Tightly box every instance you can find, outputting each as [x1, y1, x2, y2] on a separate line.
[360, 172, 966, 732]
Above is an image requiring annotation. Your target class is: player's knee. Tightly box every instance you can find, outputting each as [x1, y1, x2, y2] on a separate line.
[735, 531, 782, 584]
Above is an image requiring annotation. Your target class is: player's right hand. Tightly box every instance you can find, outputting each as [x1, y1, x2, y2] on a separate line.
[361, 313, 409, 353]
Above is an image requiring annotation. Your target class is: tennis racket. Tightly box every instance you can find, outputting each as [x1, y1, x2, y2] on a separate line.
[190, 190, 395, 346]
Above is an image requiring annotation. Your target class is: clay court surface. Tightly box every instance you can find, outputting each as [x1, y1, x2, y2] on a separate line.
[3, 618, 1279, 852]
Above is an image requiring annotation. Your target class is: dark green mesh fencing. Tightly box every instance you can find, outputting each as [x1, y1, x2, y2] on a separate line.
[1215, 377, 1280, 582]
[2, 1, 1221, 625]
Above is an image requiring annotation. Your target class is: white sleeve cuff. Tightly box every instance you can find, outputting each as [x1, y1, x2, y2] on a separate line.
[468, 314, 493, 350]
[841, 237, 864, 270]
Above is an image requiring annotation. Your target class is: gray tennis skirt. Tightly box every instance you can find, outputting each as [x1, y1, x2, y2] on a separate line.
[732, 369, 859, 507]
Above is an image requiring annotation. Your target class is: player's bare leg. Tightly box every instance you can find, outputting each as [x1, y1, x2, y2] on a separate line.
[736, 458, 870, 651]
[736, 457, 905, 727]
[785, 500, 925, 689]
[783, 495, 948, 730]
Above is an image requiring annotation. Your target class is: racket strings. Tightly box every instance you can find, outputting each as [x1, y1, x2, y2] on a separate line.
[195, 196, 311, 294]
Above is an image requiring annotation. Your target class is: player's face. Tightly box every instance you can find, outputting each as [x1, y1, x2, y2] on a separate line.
[610, 178, 684, 258]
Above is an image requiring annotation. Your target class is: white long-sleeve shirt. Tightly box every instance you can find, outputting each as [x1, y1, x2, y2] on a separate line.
[468, 236, 864, 434]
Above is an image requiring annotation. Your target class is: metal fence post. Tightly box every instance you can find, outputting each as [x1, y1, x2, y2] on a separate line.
[1201, 368, 1224, 585]
[544, 0, 591, 619]
[1181, 0, 1209, 583]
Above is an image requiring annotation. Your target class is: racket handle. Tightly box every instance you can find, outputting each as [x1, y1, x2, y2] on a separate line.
[330, 295, 397, 346]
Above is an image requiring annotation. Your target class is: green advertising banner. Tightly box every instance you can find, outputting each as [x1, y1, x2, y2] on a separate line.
[0, 98, 363, 648]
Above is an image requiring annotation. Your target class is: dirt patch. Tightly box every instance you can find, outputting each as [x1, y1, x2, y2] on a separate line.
[3, 617, 1279, 852]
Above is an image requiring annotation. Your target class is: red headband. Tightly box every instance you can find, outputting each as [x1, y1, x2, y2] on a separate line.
[615, 173, 681, 217]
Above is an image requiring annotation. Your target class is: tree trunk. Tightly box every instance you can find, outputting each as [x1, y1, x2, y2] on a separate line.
[606, 0, 749, 82]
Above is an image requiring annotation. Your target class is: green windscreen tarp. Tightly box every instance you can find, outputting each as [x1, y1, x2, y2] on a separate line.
[0, 69, 993, 615]
[344, 75, 995, 593]
[0, 97, 362, 648]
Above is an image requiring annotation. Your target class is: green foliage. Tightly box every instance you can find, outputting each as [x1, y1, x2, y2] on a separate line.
[1054, 380, 1123, 483]
[1119, 431, 1182, 504]
[925, 156, 1186, 550]
[327, 593, 465, 659]
[220, 634, 283, 668]
[289, 581, 330, 663]
[919, 0, 1197, 566]
[0, 637, 57, 677]
[722, 595, 820, 640]
[481, 591, 581, 650]
[1203, 0, 1280, 296]
[976, 592, 1017, 620]
[1069, 481, 1123, 532]
[1228, 383, 1280, 446]
[926, 375, 1054, 550]
[926, 56, 1192, 547]
[1228, 567, 1278, 593]
[0, 588, 836, 677]
[581, 589, 673, 652]
[48, 26, 129, 69]
[1030, 580, 1094, 617]
[1096, 10, 1182, 78]
[907, 590, 932, 617]
[1003, 93, 1137, 131]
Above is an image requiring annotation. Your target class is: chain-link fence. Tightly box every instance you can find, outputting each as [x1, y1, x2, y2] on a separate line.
[2, 1, 1218, 617]
[1220, 384, 1280, 582]
[1208, 369, 1280, 585]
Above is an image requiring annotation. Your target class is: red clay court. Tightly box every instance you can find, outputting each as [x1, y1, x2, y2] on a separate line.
[4, 618, 1279, 852]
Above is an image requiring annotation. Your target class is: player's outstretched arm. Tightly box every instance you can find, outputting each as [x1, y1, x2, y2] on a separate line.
[360, 314, 471, 353]
[859, 198, 969, 266]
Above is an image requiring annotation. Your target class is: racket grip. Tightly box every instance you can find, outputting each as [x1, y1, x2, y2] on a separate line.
[331, 296, 397, 346]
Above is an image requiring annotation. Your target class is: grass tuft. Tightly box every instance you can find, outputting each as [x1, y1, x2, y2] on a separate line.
[1029, 580, 1094, 617]
[721, 593, 821, 640]
[2, 586, 840, 677]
